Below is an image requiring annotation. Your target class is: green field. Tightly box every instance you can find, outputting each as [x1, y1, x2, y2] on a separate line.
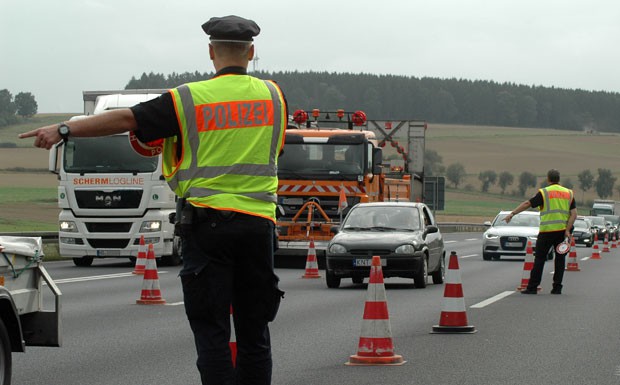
[0, 113, 78, 147]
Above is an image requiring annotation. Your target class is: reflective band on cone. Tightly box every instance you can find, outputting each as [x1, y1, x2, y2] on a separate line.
[302, 239, 321, 279]
[347, 256, 405, 366]
[136, 244, 166, 305]
[517, 241, 541, 291]
[611, 233, 617, 249]
[591, 233, 601, 260]
[566, 236, 581, 272]
[431, 251, 476, 334]
[602, 233, 610, 253]
[132, 235, 147, 275]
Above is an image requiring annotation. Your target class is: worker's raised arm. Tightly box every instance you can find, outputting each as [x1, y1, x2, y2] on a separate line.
[19, 108, 138, 150]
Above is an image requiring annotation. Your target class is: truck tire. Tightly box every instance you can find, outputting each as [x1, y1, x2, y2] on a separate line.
[73, 256, 94, 267]
[0, 318, 11, 385]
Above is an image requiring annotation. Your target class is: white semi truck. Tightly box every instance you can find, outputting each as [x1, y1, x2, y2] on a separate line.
[48, 90, 182, 267]
[0, 236, 61, 385]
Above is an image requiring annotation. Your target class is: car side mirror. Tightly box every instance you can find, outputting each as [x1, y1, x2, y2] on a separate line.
[484, 221, 492, 226]
[425, 225, 439, 235]
[330, 225, 340, 234]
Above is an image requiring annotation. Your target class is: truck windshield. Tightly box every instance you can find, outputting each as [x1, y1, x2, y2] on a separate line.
[63, 136, 158, 174]
[278, 143, 364, 180]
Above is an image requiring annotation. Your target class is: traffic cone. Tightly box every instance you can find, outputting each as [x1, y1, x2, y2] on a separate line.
[566, 236, 581, 272]
[136, 244, 166, 305]
[602, 233, 610, 253]
[229, 305, 237, 367]
[346, 255, 405, 366]
[591, 233, 601, 259]
[611, 232, 617, 249]
[302, 239, 321, 279]
[517, 241, 541, 292]
[132, 235, 147, 275]
[431, 251, 476, 334]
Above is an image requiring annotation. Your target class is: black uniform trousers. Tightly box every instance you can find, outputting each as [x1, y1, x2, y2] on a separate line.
[180, 208, 282, 385]
[527, 230, 567, 291]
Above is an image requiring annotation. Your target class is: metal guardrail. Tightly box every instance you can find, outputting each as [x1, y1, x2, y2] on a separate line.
[0, 223, 489, 242]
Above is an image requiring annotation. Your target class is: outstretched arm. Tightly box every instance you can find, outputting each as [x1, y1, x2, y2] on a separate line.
[19, 109, 138, 150]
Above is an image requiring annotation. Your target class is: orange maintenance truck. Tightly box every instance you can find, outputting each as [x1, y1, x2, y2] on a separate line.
[276, 109, 426, 256]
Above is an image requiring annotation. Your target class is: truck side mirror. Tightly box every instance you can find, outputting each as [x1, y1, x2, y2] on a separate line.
[372, 147, 383, 174]
[48, 142, 62, 174]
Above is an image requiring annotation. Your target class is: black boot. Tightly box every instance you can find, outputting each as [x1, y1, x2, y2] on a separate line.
[551, 284, 563, 294]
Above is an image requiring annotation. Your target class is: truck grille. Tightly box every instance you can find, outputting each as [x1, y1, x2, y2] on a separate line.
[86, 239, 130, 248]
[85, 223, 132, 233]
[75, 190, 143, 209]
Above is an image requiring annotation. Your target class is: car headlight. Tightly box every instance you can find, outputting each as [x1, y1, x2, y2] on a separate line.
[484, 232, 498, 239]
[528, 236, 538, 241]
[395, 244, 415, 254]
[140, 221, 162, 232]
[59, 220, 78, 233]
[329, 244, 347, 254]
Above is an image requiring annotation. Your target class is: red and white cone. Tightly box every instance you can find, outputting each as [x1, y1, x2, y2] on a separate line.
[302, 239, 321, 279]
[591, 233, 601, 260]
[132, 235, 147, 275]
[566, 236, 581, 272]
[431, 251, 476, 334]
[602, 233, 610, 253]
[136, 244, 166, 305]
[611, 232, 617, 249]
[229, 305, 237, 367]
[346, 255, 405, 366]
[517, 241, 541, 292]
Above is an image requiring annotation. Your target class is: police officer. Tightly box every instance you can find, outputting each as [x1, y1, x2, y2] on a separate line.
[504, 169, 577, 295]
[20, 15, 287, 385]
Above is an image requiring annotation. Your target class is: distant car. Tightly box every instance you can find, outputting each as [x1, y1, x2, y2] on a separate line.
[572, 216, 594, 247]
[482, 210, 551, 261]
[325, 202, 445, 289]
[598, 214, 620, 240]
[586, 215, 608, 241]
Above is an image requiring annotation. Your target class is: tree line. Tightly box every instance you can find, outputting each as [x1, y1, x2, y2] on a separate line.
[126, 70, 620, 132]
[0, 89, 38, 127]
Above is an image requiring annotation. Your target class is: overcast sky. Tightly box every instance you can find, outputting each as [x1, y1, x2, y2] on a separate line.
[2, 0, 619, 113]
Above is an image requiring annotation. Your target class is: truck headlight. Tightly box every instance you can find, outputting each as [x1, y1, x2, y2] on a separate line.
[140, 221, 161, 232]
[395, 244, 415, 254]
[329, 244, 347, 254]
[59, 220, 78, 233]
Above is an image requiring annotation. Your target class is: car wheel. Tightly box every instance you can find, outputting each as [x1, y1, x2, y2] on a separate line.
[431, 253, 445, 284]
[326, 270, 341, 289]
[482, 252, 492, 261]
[352, 277, 364, 284]
[414, 257, 428, 288]
[73, 256, 94, 267]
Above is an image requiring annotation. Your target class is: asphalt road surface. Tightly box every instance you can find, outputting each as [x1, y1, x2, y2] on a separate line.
[12, 233, 620, 385]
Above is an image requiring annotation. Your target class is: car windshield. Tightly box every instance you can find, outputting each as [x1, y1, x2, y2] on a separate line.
[343, 206, 420, 231]
[493, 213, 539, 227]
[588, 217, 606, 226]
[574, 219, 589, 230]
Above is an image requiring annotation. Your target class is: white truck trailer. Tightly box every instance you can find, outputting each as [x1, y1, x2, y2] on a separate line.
[590, 199, 620, 216]
[48, 90, 181, 266]
[0, 236, 61, 385]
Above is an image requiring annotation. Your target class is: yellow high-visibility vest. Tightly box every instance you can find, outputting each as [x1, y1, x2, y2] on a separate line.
[539, 184, 573, 232]
[163, 74, 286, 221]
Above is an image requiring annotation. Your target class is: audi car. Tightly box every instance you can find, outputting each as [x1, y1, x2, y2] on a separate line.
[482, 210, 549, 260]
[325, 202, 445, 289]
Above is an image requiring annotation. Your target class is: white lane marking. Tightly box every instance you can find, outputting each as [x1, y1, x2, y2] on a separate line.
[470, 291, 515, 308]
[49, 271, 168, 284]
[460, 254, 478, 259]
[166, 301, 185, 306]
[444, 240, 457, 244]
[465, 238, 479, 241]
[580, 257, 590, 261]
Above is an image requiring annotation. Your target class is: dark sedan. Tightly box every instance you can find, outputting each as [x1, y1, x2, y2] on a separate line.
[325, 202, 445, 289]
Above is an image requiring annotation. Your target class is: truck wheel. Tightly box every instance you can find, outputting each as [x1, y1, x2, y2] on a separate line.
[0, 318, 11, 385]
[73, 257, 94, 267]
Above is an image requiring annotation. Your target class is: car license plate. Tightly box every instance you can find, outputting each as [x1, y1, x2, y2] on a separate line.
[353, 258, 386, 267]
[96, 250, 121, 257]
[505, 242, 523, 247]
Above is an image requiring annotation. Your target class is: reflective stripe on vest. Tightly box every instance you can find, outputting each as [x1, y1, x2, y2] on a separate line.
[539, 184, 573, 232]
[164, 76, 285, 219]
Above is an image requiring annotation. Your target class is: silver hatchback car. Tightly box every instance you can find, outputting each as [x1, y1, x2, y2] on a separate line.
[482, 210, 541, 261]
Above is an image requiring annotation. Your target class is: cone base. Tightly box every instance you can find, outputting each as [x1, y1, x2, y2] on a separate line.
[301, 274, 321, 279]
[566, 266, 581, 271]
[136, 298, 166, 305]
[430, 325, 477, 334]
[132, 271, 145, 275]
[346, 354, 405, 366]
